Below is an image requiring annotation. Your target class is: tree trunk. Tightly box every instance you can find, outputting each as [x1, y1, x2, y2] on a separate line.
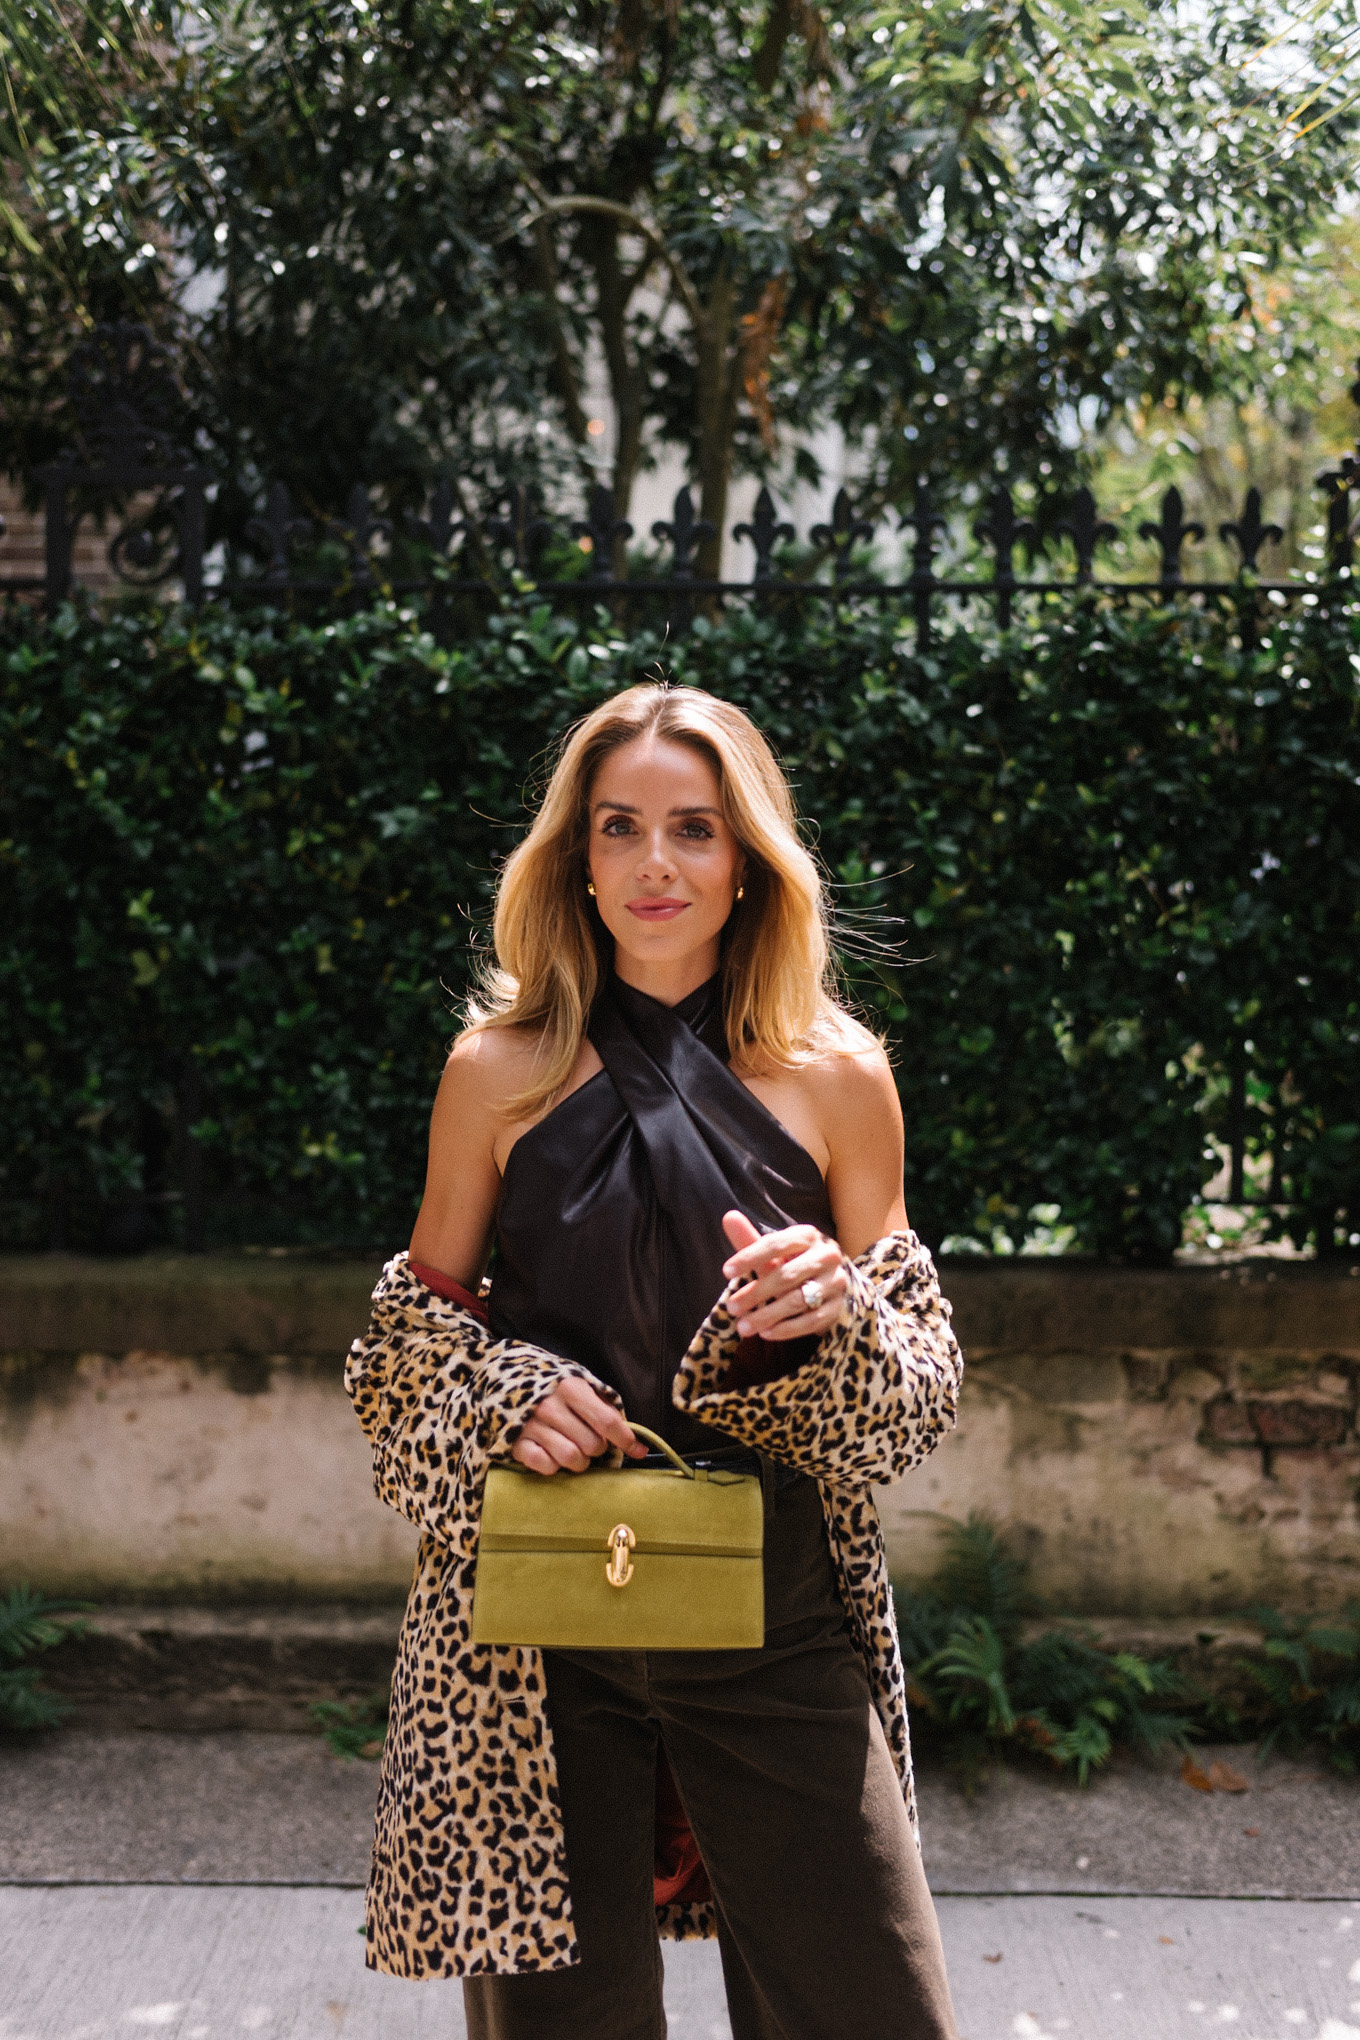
[588, 221, 648, 575]
[694, 265, 738, 584]
[531, 220, 594, 484]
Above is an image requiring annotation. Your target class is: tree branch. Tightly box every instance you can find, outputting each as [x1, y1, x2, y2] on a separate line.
[753, 0, 796, 93]
[620, 247, 659, 307]
[514, 197, 706, 334]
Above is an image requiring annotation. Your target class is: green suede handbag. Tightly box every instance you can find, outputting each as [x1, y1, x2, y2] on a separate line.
[471, 1424, 765, 1650]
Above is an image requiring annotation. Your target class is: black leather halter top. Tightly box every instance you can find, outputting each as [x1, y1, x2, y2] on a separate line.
[488, 972, 834, 1450]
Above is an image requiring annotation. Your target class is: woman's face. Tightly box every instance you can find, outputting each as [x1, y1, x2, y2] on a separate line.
[586, 733, 745, 989]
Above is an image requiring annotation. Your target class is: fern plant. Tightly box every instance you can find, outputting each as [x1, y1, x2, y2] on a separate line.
[897, 1516, 1193, 1787]
[1212, 1605, 1360, 1773]
[0, 1585, 90, 1731]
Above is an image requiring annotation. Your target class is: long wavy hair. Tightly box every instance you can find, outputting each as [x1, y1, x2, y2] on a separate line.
[465, 682, 872, 1115]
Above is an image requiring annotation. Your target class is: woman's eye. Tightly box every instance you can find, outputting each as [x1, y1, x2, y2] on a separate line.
[601, 815, 634, 836]
[679, 821, 714, 840]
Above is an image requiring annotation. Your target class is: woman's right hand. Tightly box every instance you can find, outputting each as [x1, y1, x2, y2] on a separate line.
[512, 1377, 646, 1476]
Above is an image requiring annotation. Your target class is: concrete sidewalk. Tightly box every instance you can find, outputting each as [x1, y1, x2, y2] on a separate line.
[4, 1887, 1360, 2040]
[3, 1731, 1356, 2039]
[2, 1731, 1355, 1897]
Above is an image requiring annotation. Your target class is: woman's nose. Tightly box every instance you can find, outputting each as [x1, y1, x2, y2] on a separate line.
[635, 829, 676, 880]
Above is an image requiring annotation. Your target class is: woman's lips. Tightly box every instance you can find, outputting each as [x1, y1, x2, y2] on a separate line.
[626, 898, 690, 921]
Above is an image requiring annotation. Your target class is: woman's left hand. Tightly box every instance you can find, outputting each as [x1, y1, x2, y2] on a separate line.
[720, 1211, 849, 1342]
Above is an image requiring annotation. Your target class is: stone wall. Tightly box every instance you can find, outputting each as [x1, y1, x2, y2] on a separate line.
[884, 1259, 1360, 1617]
[0, 1255, 404, 1602]
[2, 1253, 1357, 1613]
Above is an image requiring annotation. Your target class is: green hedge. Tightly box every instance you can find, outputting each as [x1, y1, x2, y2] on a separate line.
[2, 594, 1357, 1260]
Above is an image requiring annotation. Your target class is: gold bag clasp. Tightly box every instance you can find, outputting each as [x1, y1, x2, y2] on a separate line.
[605, 1523, 636, 1588]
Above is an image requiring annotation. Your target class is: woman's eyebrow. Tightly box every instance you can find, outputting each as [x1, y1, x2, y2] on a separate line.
[590, 801, 722, 817]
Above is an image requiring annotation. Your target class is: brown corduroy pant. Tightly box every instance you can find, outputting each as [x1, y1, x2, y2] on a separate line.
[462, 1477, 959, 2040]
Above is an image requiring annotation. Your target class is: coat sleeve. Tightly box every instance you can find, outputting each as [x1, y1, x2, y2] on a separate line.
[344, 1253, 622, 1544]
[670, 1229, 963, 1489]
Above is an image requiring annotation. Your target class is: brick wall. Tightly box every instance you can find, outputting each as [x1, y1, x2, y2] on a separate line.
[0, 475, 153, 596]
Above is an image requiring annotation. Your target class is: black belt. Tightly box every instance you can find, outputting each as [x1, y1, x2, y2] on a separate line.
[636, 1443, 804, 1515]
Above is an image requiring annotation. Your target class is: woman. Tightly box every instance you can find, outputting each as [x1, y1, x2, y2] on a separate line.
[346, 681, 963, 2039]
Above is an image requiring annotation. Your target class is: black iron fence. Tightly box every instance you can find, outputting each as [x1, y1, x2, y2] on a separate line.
[4, 323, 1359, 649]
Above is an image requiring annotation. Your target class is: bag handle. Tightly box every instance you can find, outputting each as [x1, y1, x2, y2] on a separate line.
[620, 1423, 695, 1478]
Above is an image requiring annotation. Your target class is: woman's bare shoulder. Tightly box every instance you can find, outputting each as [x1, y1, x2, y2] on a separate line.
[441, 1021, 548, 1118]
[735, 1021, 897, 1118]
[803, 1033, 900, 1117]
[802, 1034, 907, 1243]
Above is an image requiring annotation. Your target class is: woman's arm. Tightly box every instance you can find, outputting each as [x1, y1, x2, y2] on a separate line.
[406, 1027, 641, 1477]
[671, 1042, 962, 1483]
[675, 1227, 963, 1489]
[407, 1027, 521, 1289]
[823, 1044, 909, 1256]
[347, 1259, 632, 1542]
[722, 1043, 907, 1344]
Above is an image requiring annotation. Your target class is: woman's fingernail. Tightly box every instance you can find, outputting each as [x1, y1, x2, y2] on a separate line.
[736, 1318, 753, 1337]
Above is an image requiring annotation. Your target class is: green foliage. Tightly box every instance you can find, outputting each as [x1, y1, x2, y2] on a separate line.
[924, 1514, 1033, 1642]
[1, 592, 1358, 1257]
[3, 0, 1358, 550]
[0, 0, 178, 476]
[0, 1584, 90, 1732]
[897, 1519, 1193, 1787]
[1200, 1605, 1360, 1774]
[900, 1528, 1360, 1785]
[1088, 216, 1360, 584]
[309, 1693, 389, 1761]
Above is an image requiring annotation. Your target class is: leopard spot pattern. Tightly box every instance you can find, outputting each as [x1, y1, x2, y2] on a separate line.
[346, 1231, 961, 1978]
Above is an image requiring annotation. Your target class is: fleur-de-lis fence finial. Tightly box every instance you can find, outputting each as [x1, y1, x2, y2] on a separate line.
[1139, 487, 1205, 595]
[1316, 453, 1358, 580]
[974, 486, 1036, 628]
[811, 488, 874, 585]
[486, 485, 555, 573]
[652, 486, 715, 583]
[1219, 487, 1283, 575]
[1058, 487, 1117, 585]
[405, 473, 465, 559]
[573, 483, 633, 582]
[734, 486, 795, 584]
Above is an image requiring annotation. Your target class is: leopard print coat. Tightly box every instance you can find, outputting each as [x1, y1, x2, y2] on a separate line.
[345, 1228, 962, 1981]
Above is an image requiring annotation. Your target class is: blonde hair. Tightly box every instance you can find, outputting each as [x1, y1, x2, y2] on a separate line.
[465, 682, 872, 1114]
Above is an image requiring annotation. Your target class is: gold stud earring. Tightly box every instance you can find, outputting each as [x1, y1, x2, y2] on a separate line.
[586, 880, 597, 896]
[735, 885, 744, 900]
